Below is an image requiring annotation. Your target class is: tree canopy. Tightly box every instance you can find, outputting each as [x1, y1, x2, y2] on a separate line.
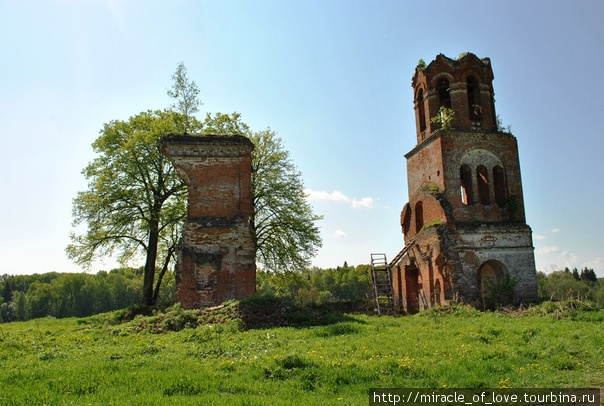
[67, 110, 200, 305]
[202, 112, 323, 272]
[68, 64, 322, 306]
[167, 62, 202, 133]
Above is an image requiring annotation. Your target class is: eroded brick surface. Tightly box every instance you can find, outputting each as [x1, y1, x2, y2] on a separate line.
[392, 54, 538, 312]
[161, 135, 256, 308]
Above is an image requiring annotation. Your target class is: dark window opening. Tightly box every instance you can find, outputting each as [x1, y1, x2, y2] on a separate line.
[405, 266, 420, 314]
[415, 201, 424, 232]
[418, 89, 426, 132]
[401, 203, 411, 235]
[437, 79, 451, 109]
[477, 165, 490, 205]
[460, 164, 474, 205]
[493, 166, 506, 207]
[467, 76, 482, 120]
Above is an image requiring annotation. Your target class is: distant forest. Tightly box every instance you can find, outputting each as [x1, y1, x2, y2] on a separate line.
[1, 265, 602, 322]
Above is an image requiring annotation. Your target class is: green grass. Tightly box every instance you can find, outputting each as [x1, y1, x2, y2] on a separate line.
[0, 304, 603, 405]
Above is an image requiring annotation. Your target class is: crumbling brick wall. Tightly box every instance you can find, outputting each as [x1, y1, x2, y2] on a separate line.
[160, 135, 256, 308]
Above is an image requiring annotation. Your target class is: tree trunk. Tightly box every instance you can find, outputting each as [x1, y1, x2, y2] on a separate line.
[142, 224, 160, 306]
[152, 246, 174, 305]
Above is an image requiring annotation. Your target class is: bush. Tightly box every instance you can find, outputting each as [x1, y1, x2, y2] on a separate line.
[526, 299, 597, 319]
[484, 275, 517, 310]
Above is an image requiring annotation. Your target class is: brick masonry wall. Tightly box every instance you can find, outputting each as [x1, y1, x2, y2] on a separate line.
[161, 135, 256, 308]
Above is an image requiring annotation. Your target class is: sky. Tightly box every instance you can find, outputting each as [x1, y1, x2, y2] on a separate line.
[0, 0, 603, 276]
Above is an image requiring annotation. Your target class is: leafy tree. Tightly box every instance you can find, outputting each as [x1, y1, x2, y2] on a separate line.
[431, 107, 455, 129]
[68, 63, 206, 306]
[67, 110, 198, 306]
[579, 267, 597, 285]
[167, 62, 202, 133]
[0, 302, 16, 322]
[257, 265, 372, 305]
[537, 270, 592, 301]
[26, 282, 55, 319]
[250, 129, 322, 271]
[69, 63, 321, 307]
[12, 291, 27, 321]
[202, 113, 322, 272]
[203, 112, 250, 135]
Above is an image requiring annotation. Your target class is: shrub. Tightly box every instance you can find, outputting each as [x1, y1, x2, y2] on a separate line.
[484, 275, 517, 310]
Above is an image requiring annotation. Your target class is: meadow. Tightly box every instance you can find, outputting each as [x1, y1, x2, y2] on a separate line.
[0, 301, 602, 405]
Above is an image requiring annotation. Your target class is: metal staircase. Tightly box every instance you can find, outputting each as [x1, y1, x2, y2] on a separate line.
[370, 253, 394, 315]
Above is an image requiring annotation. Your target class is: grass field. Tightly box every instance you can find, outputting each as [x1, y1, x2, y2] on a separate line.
[0, 302, 602, 405]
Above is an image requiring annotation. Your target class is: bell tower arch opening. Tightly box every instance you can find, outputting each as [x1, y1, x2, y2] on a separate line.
[460, 164, 474, 205]
[493, 165, 507, 207]
[437, 78, 451, 109]
[417, 88, 426, 133]
[476, 165, 490, 205]
[467, 76, 482, 123]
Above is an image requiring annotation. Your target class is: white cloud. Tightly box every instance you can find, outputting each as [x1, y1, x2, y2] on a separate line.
[535, 244, 603, 276]
[304, 189, 349, 202]
[351, 197, 374, 209]
[305, 189, 374, 209]
[534, 234, 546, 241]
[552, 227, 561, 233]
[586, 257, 603, 270]
[333, 230, 347, 238]
[559, 250, 579, 266]
[537, 245, 561, 255]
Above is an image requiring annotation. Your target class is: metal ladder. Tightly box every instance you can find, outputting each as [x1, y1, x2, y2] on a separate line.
[370, 253, 394, 315]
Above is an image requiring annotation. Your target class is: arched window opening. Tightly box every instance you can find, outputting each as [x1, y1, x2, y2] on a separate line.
[401, 203, 411, 235]
[415, 201, 424, 232]
[417, 89, 426, 132]
[437, 79, 451, 109]
[460, 164, 474, 205]
[477, 165, 490, 205]
[467, 76, 482, 120]
[493, 166, 506, 207]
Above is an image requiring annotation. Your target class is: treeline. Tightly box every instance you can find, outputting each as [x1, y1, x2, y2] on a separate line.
[0, 264, 372, 322]
[256, 263, 374, 306]
[1, 264, 602, 322]
[0, 268, 174, 323]
[537, 267, 603, 307]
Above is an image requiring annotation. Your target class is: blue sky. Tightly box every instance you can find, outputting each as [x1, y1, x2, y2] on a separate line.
[1, 0, 602, 276]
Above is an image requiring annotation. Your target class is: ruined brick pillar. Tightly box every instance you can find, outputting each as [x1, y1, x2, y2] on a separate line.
[160, 135, 256, 308]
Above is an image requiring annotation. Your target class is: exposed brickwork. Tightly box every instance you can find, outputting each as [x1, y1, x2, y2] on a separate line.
[160, 135, 256, 308]
[392, 53, 538, 311]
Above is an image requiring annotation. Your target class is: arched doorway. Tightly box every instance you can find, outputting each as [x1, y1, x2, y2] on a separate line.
[478, 260, 507, 309]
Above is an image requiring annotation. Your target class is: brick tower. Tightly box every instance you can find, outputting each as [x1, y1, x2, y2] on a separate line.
[160, 135, 256, 308]
[389, 53, 537, 312]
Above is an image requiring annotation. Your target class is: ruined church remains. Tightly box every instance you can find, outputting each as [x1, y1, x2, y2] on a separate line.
[160, 135, 256, 308]
[160, 52, 538, 312]
[373, 53, 538, 313]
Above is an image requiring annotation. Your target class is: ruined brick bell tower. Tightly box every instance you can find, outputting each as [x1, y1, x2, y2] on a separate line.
[161, 135, 256, 309]
[389, 53, 538, 312]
